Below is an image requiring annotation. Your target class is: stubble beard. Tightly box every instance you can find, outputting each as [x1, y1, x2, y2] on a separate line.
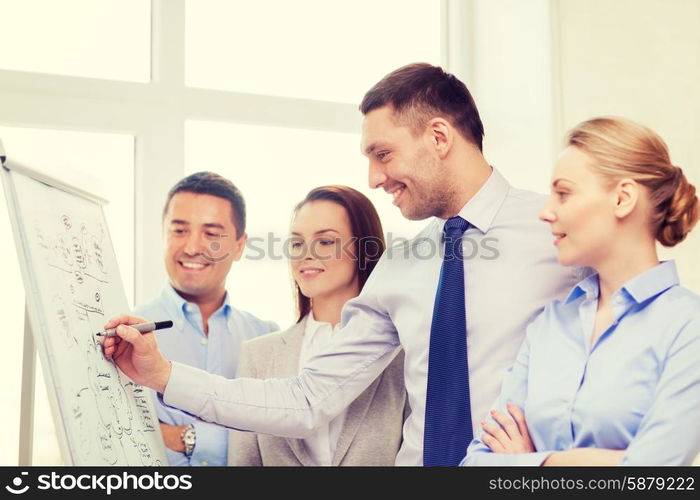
[403, 154, 457, 220]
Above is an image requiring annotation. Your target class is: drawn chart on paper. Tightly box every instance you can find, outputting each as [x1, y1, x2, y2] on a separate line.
[2, 163, 167, 466]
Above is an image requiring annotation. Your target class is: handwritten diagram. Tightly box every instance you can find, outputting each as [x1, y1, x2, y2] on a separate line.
[7, 171, 167, 466]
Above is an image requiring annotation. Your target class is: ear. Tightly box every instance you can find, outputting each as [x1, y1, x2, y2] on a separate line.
[613, 179, 639, 219]
[425, 117, 452, 159]
[231, 233, 248, 261]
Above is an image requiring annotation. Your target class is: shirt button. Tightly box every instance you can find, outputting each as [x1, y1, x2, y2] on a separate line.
[200, 338, 208, 345]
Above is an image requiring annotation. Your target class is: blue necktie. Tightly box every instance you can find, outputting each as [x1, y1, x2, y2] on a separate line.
[424, 216, 472, 466]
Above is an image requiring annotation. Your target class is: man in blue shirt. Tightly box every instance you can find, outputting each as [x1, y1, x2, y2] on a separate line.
[134, 172, 278, 466]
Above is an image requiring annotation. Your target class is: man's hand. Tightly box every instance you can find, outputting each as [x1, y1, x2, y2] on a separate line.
[101, 314, 172, 393]
[160, 422, 188, 453]
[480, 403, 535, 454]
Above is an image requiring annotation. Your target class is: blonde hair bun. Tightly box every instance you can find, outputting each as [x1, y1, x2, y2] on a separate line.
[658, 167, 698, 246]
[567, 116, 699, 247]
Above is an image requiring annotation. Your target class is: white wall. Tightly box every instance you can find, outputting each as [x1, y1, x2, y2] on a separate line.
[470, 0, 557, 194]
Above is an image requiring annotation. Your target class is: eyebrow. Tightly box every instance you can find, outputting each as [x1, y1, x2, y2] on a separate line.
[291, 229, 340, 236]
[364, 141, 389, 155]
[552, 179, 574, 188]
[170, 220, 226, 230]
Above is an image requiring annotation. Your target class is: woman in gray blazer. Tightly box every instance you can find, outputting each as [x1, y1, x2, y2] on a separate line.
[229, 186, 408, 466]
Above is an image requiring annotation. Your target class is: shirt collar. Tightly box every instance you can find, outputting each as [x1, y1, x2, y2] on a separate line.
[441, 166, 510, 234]
[160, 283, 188, 321]
[159, 282, 232, 321]
[564, 260, 679, 305]
[305, 312, 339, 335]
[565, 274, 599, 304]
[621, 260, 679, 303]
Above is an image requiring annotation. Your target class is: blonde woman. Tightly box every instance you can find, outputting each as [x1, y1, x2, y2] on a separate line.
[464, 117, 700, 466]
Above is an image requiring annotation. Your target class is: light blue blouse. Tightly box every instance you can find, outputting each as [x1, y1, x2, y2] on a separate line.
[462, 260, 700, 466]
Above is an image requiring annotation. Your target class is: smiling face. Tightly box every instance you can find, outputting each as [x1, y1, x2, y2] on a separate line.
[360, 106, 449, 220]
[163, 192, 246, 304]
[539, 146, 620, 267]
[290, 200, 360, 304]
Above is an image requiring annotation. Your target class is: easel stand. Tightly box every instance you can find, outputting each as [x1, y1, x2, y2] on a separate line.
[18, 304, 36, 466]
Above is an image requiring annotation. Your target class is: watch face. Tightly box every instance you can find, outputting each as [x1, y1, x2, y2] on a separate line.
[184, 428, 196, 444]
[182, 426, 196, 456]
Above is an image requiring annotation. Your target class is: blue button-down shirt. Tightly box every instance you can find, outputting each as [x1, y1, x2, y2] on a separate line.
[463, 260, 700, 466]
[134, 284, 278, 466]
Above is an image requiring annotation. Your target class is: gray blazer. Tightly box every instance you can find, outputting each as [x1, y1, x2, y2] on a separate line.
[228, 316, 408, 466]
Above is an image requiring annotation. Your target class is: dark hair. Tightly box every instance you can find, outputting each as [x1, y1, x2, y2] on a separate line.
[360, 62, 485, 150]
[162, 171, 246, 238]
[293, 186, 386, 323]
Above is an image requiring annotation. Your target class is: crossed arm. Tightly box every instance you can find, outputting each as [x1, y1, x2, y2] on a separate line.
[465, 314, 700, 466]
[477, 403, 623, 466]
[462, 309, 624, 466]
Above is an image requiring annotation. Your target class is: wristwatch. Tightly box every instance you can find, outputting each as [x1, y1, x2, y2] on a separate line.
[181, 424, 196, 456]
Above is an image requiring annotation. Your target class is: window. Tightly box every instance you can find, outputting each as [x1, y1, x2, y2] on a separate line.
[186, 0, 441, 103]
[0, 0, 150, 82]
[1, 0, 453, 465]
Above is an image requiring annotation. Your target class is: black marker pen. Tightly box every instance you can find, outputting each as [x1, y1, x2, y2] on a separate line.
[95, 320, 173, 337]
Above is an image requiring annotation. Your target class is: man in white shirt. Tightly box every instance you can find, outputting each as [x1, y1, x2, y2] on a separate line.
[103, 63, 581, 465]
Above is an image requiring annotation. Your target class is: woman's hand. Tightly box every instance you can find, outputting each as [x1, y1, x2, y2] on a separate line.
[480, 402, 535, 454]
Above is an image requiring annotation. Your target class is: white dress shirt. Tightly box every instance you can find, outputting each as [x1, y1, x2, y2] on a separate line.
[298, 314, 347, 466]
[164, 167, 584, 465]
